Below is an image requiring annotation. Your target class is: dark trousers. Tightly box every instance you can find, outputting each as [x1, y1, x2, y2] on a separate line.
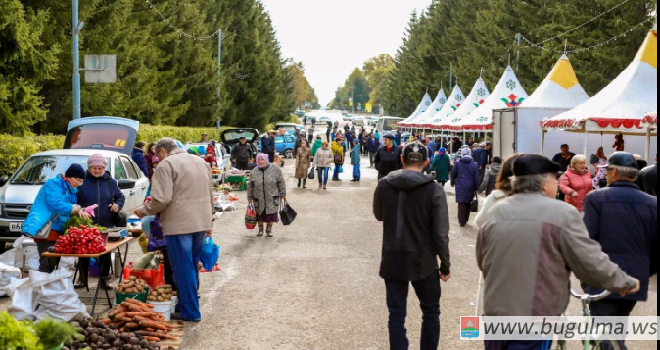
[589, 299, 637, 350]
[484, 340, 553, 350]
[236, 160, 249, 171]
[370, 152, 376, 166]
[437, 180, 447, 187]
[333, 163, 341, 180]
[78, 256, 111, 280]
[267, 151, 275, 163]
[478, 166, 486, 184]
[385, 272, 441, 350]
[165, 232, 206, 321]
[458, 202, 472, 226]
[36, 241, 59, 273]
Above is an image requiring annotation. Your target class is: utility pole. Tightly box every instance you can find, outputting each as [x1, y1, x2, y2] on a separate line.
[449, 63, 453, 88]
[72, 0, 82, 120]
[217, 29, 222, 130]
[516, 33, 522, 71]
[351, 87, 355, 114]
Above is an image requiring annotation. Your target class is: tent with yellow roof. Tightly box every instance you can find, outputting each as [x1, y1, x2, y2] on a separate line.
[523, 54, 590, 108]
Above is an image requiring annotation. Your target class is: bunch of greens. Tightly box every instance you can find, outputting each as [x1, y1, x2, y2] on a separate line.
[33, 319, 81, 349]
[0, 312, 42, 350]
[63, 216, 108, 234]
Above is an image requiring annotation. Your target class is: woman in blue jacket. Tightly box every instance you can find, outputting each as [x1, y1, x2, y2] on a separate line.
[451, 149, 481, 227]
[75, 154, 126, 289]
[23, 164, 89, 273]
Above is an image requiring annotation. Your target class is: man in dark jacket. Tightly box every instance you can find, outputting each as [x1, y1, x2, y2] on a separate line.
[261, 132, 276, 163]
[551, 144, 576, 173]
[583, 152, 657, 350]
[132, 141, 150, 177]
[367, 134, 380, 167]
[451, 138, 462, 154]
[373, 142, 450, 350]
[637, 155, 657, 197]
[374, 134, 403, 180]
[231, 137, 254, 171]
[472, 142, 492, 183]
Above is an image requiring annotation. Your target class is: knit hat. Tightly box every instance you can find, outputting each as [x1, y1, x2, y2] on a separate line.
[87, 154, 108, 168]
[65, 163, 86, 179]
[439, 147, 447, 154]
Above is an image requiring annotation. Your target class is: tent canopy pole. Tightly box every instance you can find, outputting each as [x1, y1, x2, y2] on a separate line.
[584, 130, 589, 156]
[645, 127, 651, 162]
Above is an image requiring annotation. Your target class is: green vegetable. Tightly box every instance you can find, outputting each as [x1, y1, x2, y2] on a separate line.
[63, 216, 108, 235]
[134, 253, 154, 269]
[33, 318, 81, 349]
[0, 311, 43, 350]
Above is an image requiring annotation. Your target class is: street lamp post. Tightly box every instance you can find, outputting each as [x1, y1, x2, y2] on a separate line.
[72, 0, 81, 120]
[351, 87, 355, 114]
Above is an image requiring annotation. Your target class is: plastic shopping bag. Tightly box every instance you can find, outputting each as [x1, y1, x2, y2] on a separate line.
[200, 237, 220, 272]
[245, 204, 257, 230]
[2, 277, 37, 320]
[147, 215, 166, 252]
[30, 269, 90, 321]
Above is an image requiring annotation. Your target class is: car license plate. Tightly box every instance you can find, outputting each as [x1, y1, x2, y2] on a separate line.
[9, 222, 23, 232]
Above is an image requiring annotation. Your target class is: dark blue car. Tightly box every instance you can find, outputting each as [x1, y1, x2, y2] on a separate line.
[258, 135, 297, 158]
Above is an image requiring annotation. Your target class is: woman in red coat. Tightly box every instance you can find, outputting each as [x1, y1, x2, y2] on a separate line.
[559, 154, 593, 212]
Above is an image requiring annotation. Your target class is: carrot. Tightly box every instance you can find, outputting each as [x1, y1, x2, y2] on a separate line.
[125, 322, 140, 329]
[135, 331, 177, 340]
[127, 304, 152, 313]
[113, 312, 127, 320]
[132, 316, 148, 322]
[100, 318, 113, 325]
[121, 317, 133, 323]
[124, 298, 154, 308]
[124, 312, 160, 318]
[144, 336, 160, 342]
[139, 320, 168, 330]
[144, 328, 155, 332]
[119, 327, 126, 333]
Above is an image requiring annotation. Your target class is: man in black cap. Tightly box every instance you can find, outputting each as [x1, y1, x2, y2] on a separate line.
[477, 154, 640, 350]
[373, 142, 450, 350]
[582, 152, 657, 350]
[231, 136, 254, 171]
[374, 134, 403, 180]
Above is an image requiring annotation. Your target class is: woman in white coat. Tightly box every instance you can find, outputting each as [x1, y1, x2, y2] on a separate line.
[314, 142, 334, 190]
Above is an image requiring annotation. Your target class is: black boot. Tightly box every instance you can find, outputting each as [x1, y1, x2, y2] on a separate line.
[298, 179, 301, 188]
[74, 275, 88, 289]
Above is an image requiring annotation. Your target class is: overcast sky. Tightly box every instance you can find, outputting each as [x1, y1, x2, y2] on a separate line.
[260, 0, 432, 106]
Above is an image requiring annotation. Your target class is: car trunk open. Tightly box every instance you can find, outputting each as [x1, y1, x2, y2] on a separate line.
[64, 117, 140, 155]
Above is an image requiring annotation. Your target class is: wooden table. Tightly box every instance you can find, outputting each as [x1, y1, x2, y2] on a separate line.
[42, 237, 134, 316]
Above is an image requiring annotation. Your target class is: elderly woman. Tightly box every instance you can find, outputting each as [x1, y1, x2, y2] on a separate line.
[22, 164, 90, 273]
[75, 154, 126, 289]
[248, 154, 287, 237]
[559, 154, 593, 212]
[591, 146, 608, 189]
[314, 142, 334, 189]
[451, 148, 481, 227]
[295, 140, 311, 188]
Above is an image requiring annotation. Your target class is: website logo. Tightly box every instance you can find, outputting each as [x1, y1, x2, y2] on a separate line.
[461, 317, 480, 339]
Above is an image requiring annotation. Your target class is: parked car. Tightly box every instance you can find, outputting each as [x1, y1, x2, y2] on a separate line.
[320, 116, 331, 124]
[274, 123, 301, 136]
[352, 116, 365, 127]
[375, 116, 405, 135]
[342, 110, 349, 116]
[220, 128, 260, 169]
[368, 117, 381, 127]
[257, 134, 297, 158]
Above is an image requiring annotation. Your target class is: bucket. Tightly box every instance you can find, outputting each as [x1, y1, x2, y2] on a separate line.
[148, 300, 173, 321]
[116, 288, 149, 305]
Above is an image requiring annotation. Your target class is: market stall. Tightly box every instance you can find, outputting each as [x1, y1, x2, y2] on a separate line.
[402, 88, 447, 129]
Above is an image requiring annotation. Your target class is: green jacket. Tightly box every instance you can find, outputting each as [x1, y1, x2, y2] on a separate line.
[311, 139, 323, 156]
[432, 154, 451, 181]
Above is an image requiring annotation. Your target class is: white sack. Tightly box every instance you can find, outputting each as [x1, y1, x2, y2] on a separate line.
[2, 277, 37, 321]
[30, 269, 89, 321]
[0, 262, 22, 297]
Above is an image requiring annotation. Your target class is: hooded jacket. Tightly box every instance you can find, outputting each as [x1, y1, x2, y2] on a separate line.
[479, 162, 502, 196]
[77, 171, 126, 228]
[431, 153, 451, 181]
[451, 156, 480, 203]
[314, 148, 334, 168]
[331, 141, 345, 164]
[132, 147, 150, 178]
[231, 142, 254, 163]
[374, 170, 450, 281]
[23, 175, 78, 238]
[311, 139, 323, 156]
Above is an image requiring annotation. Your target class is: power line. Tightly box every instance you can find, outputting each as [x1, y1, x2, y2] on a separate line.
[145, 0, 221, 41]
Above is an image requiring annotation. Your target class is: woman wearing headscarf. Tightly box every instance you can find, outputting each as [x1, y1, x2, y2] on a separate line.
[23, 164, 90, 273]
[248, 154, 287, 237]
[591, 146, 608, 189]
[75, 154, 126, 289]
[295, 140, 311, 188]
[559, 154, 592, 212]
[431, 147, 451, 186]
[145, 142, 157, 179]
[450, 148, 480, 227]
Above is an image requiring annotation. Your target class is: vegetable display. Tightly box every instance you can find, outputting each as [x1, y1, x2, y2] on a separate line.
[0, 312, 42, 350]
[99, 299, 182, 343]
[64, 216, 107, 234]
[148, 285, 176, 302]
[52, 226, 106, 255]
[34, 319, 81, 349]
[116, 277, 149, 294]
[66, 316, 162, 350]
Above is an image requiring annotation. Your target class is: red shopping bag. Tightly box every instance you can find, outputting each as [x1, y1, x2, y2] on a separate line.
[245, 204, 257, 230]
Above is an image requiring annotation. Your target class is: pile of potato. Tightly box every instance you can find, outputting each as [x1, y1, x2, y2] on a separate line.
[116, 276, 149, 294]
[147, 285, 176, 302]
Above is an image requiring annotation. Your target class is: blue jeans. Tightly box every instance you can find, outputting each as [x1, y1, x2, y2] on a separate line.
[333, 163, 341, 180]
[385, 272, 441, 350]
[317, 167, 330, 185]
[353, 163, 361, 180]
[484, 340, 552, 350]
[165, 231, 206, 321]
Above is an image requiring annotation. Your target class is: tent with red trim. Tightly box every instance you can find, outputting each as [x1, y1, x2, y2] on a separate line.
[442, 77, 491, 131]
[402, 89, 447, 127]
[424, 85, 466, 129]
[642, 111, 657, 128]
[541, 29, 657, 135]
[398, 93, 433, 126]
[459, 66, 528, 131]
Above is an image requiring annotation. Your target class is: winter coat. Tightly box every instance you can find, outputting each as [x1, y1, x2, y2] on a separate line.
[248, 164, 287, 216]
[261, 136, 275, 153]
[231, 142, 254, 163]
[132, 148, 150, 177]
[451, 156, 480, 203]
[559, 166, 593, 212]
[367, 138, 380, 153]
[350, 145, 361, 165]
[142, 148, 214, 236]
[311, 139, 323, 156]
[431, 154, 451, 182]
[374, 170, 450, 281]
[479, 162, 502, 196]
[473, 147, 489, 168]
[314, 148, 334, 168]
[592, 158, 608, 189]
[637, 163, 657, 197]
[375, 146, 403, 178]
[477, 193, 637, 316]
[77, 171, 126, 228]
[22, 175, 78, 238]
[295, 147, 311, 179]
[582, 181, 658, 301]
[331, 142, 345, 164]
[451, 140, 462, 154]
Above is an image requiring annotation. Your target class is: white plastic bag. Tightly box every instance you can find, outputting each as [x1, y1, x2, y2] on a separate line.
[0, 262, 22, 296]
[2, 277, 37, 321]
[0, 248, 18, 267]
[30, 269, 90, 321]
[12, 236, 40, 271]
[58, 257, 76, 270]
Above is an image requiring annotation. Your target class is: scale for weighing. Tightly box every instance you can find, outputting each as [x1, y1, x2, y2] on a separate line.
[107, 228, 129, 241]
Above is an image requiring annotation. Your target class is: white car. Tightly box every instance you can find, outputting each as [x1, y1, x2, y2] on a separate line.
[352, 116, 365, 127]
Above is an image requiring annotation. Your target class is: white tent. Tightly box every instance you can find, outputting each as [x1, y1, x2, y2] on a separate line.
[460, 66, 528, 131]
[523, 54, 590, 108]
[402, 89, 447, 127]
[542, 29, 657, 135]
[425, 85, 466, 129]
[443, 77, 491, 131]
[399, 93, 433, 126]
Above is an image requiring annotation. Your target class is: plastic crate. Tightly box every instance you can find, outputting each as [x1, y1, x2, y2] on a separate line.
[116, 288, 149, 304]
[123, 263, 165, 290]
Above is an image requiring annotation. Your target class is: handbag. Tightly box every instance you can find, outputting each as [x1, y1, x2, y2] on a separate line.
[308, 167, 315, 180]
[334, 154, 343, 163]
[470, 195, 479, 213]
[245, 204, 257, 230]
[107, 179, 128, 227]
[29, 214, 60, 239]
[279, 199, 297, 226]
